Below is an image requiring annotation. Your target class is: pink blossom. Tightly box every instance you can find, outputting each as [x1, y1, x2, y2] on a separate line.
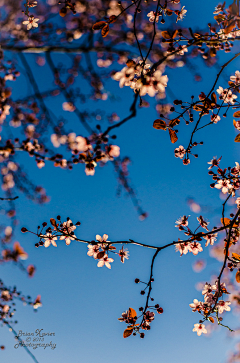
[43, 233, 57, 247]
[203, 233, 217, 246]
[189, 242, 203, 255]
[217, 300, 231, 314]
[215, 179, 231, 194]
[109, 145, 120, 158]
[174, 145, 185, 159]
[230, 70, 240, 85]
[97, 254, 114, 269]
[87, 244, 100, 259]
[189, 299, 203, 312]
[192, 323, 207, 336]
[118, 246, 129, 263]
[22, 16, 39, 30]
[197, 216, 209, 231]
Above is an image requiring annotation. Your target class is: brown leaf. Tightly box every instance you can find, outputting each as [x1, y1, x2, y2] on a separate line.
[224, 20, 236, 34]
[96, 251, 105, 259]
[169, 119, 179, 128]
[232, 252, 240, 261]
[193, 104, 204, 112]
[221, 217, 231, 226]
[229, 81, 236, 87]
[221, 217, 238, 228]
[229, 2, 239, 15]
[235, 134, 240, 142]
[169, 129, 178, 143]
[153, 119, 167, 130]
[92, 21, 106, 30]
[211, 92, 217, 104]
[165, 9, 173, 16]
[161, 31, 171, 39]
[101, 24, 109, 37]
[109, 15, 117, 23]
[236, 271, 240, 283]
[50, 218, 57, 227]
[214, 14, 226, 23]
[233, 111, 240, 118]
[233, 119, 240, 130]
[210, 48, 216, 57]
[123, 327, 133, 338]
[128, 307, 137, 319]
[172, 30, 178, 39]
[209, 317, 215, 324]
[126, 59, 136, 68]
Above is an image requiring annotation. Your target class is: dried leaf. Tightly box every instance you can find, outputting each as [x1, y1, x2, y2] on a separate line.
[193, 104, 204, 111]
[92, 21, 106, 30]
[165, 9, 173, 16]
[169, 129, 178, 143]
[161, 31, 171, 39]
[50, 218, 56, 227]
[172, 30, 178, 39]
[235, 134, 240, 142]
[126, 59, 136, 68]
[109, 15, 117, 23]
[224, 21, 236, 34]
[214, 14, 226, 23]
[128, 307, 137, 319]
[221, 218, 231, 226]
[123, 327, 133, 338]
[101, 24, 109, 37]
[236, 271, 240, 283]
[96, 251, 105, 259]
[232, 252, 240, 261]
[233, 111, 240, 118]
[169, 119, 179, 128]
[153, 119, 167, 130]
[210, 48, 216, 57]
[209, 317, 215, 324]
[211, 92, 217, 104]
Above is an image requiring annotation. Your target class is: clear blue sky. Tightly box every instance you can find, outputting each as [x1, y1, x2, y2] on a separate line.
[1, 0, 240, 362]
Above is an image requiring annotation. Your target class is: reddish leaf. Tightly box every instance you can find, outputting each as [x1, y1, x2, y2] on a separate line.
[123, 327, 133, 338]
[101, 24, 110, 37]
[209, 317, 215, 324]
[232, 252, 240, 261]
[221, 217, 231, 226]
[224, 20, 236, 34]
[211, 92, 217, 103]
[96, 251, 105, 259]
[236, 271, 240, 283]
[235, 134, 240, 142]
[161, 31, 171, 39]
[109, 15, 117, 23]
[169, 129, 178, 143]
[92, 21, 106, 30]
[128, 307, 137, 319]
[233, 111, 240, 118]
[126, 59, 136, 68]
[169, 119, 179, 128]
[153, 119, 167, 130]
[50, 218, 56, 227]
[172, 30, 178, 39]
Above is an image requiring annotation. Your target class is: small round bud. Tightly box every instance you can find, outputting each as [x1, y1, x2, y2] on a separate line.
[135, 278, 140, 284]
[21, 227, 28, 233]
[140, 290, 145, 295]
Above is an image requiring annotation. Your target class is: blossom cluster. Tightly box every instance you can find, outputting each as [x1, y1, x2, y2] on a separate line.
[190, 281, 231, 336]
[87, 234, 129, 269]
[112, 60, 168, 97]
[175, 215, 217, 256]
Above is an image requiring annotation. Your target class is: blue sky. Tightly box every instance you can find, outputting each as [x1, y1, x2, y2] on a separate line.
[1, 0, 240, 362]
